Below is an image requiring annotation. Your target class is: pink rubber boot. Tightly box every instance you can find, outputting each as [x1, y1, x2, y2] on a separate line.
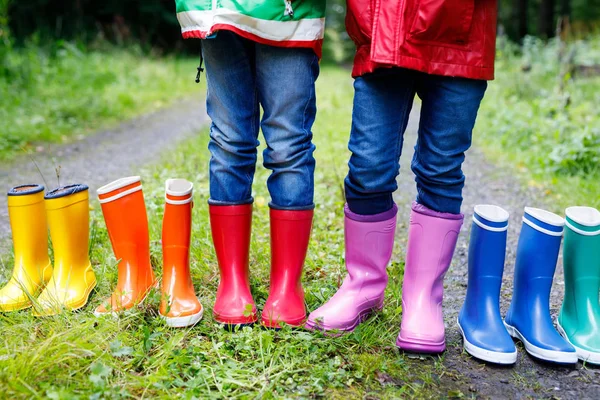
[396, 202, 463, 353]
[305, 204, 397, 332]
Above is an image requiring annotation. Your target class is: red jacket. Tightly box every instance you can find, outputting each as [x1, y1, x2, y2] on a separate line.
[346, 0, 498, 80]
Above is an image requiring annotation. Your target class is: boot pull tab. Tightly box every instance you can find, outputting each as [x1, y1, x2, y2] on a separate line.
[195, 42, 204, 84]
[284, 0, 294, 17]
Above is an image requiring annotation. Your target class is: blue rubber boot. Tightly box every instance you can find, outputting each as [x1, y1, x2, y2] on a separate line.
[504, 208, 577, 364]
[458, 205, 517, 364]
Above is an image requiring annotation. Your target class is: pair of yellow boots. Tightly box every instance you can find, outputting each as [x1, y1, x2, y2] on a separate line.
[0, 184, 96, 315]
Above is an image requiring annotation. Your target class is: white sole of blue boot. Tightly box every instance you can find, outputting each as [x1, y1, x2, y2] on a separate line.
[504, 321, 578, 364]
[457, 318, 518, 365]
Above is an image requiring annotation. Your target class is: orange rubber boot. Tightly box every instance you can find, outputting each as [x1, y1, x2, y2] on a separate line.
[94, 176, 156, 315]
[159, 179, 203, 327]
[261, 209, 313, 328]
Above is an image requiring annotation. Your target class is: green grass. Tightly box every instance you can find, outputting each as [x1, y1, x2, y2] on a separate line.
[0, 43, 199, 161]
[0, 66, 463, 399]
[475, 36, 600, 212]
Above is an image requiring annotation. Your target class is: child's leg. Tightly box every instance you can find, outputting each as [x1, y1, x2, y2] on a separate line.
[202, 32, 260, 325]
[411, 75, 487, 214]
[202, 31, 260, 205]
[306, 69, 417, 332]
[255, 45, 319, 210]
[254, 45, 319, 327]
[397, 75, 487, 354]
[344, 69, 417, 215]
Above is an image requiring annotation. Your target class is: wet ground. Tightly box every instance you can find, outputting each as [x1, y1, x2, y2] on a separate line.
[395, 108, 600, 399]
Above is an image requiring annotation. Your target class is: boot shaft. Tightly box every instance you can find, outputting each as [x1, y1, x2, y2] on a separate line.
[209, 203, 252, 283]
[344, 204, 396, 286]
[468, 205, 509, 283]
[561, 207, 600, 321]
[162, 179, 194, 286]
[7, 185, 50, 273]
[506, 208, 565, 333]
[97, 176, 154, 290]
[269, 208, 313, 292]
[45, 184, 90, 271]
[404, 202, 463, 302]
[511, 208, 564, 309]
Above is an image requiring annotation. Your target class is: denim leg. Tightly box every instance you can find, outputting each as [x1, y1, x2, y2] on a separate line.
[412, 75, 487, 214]
[202, 32, 260, 205]
[345, 69, 417, 215]
[255, 45, 319, 210]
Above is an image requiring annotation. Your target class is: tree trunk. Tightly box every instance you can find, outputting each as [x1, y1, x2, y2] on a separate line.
[513, 0, 528, 40]
[540, 0, 556, 38]
[559, 0, 570, 19]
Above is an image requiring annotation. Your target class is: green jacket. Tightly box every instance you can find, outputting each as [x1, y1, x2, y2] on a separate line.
[175, 1, 326, 56]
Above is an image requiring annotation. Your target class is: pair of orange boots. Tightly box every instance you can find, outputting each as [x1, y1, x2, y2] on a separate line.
[94, 176, 203, 327]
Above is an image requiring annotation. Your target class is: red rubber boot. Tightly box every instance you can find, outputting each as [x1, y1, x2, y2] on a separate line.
[209, 204, 257, 324]
[262, 209, 313, 328]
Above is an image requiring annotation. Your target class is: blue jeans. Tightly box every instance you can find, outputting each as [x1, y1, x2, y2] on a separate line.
[345, 68, 487, 215]
[202, 31, 319, 210]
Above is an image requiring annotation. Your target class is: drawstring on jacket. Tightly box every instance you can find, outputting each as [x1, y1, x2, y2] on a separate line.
[195, 42, 204, 84]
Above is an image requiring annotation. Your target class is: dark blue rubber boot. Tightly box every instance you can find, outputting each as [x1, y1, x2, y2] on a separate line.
[458, 205, 517, 364]
[504, 207, 577, 364]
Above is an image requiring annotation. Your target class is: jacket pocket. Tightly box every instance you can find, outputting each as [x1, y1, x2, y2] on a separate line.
[408, 0, 475, 46]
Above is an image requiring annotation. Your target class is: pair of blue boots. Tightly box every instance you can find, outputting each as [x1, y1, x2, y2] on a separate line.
[458, 205, 577, 365]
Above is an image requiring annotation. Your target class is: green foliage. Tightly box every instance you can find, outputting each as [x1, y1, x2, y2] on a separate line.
[0, 42, 198, 160]
[476, 35, 600, 209]
[0, 67, 450, 399]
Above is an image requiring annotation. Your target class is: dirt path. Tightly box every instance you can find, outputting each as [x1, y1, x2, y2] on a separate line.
[0, 97, 209, 241]
[394, 108, 600, 399]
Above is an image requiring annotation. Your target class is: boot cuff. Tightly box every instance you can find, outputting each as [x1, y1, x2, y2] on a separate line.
[8, 184, 44, 196]
[565, 206, 600, 236]
[413, 202, 463, 220]
[7, 184, 45, 207]
[345, 203, 397, 222]
[270, 208, 313, 221]
[45, 184, 89, 210]
[473, 205, 509, 232]
[523, 207, 564, 236]
[209, 203, 253, 216]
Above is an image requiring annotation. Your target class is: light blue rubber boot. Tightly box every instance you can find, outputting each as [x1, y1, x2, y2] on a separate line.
[458, 205, 517, 364]
[504, 208, 577, 364]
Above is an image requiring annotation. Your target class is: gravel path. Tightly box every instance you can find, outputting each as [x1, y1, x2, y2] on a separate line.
[394, 107, 599, 399]
[0, 97, 209, 242]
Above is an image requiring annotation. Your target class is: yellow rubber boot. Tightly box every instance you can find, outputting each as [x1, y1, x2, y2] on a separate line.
[0, 185, 52, 311]
[33, 184, 97, 316]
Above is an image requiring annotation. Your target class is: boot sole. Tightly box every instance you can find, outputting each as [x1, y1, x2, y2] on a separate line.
[93, 281, 158, 317]
[213, 312, 258, 326]
[557, 320, 600, 365]
[261, 314, 306, 329]
[396, 337, 446, 354]
[457, 318, 517, 365]
[33, 278, 97, 317]
[162, 306, 204, 328]
[504, 321, 578, 364]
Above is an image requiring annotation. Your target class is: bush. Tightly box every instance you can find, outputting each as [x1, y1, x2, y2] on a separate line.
[478, 35, 600, 177]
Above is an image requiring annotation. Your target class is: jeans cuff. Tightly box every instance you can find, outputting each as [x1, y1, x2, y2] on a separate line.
[269, 202, 315, 211]
[208, 197, 254, 206]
